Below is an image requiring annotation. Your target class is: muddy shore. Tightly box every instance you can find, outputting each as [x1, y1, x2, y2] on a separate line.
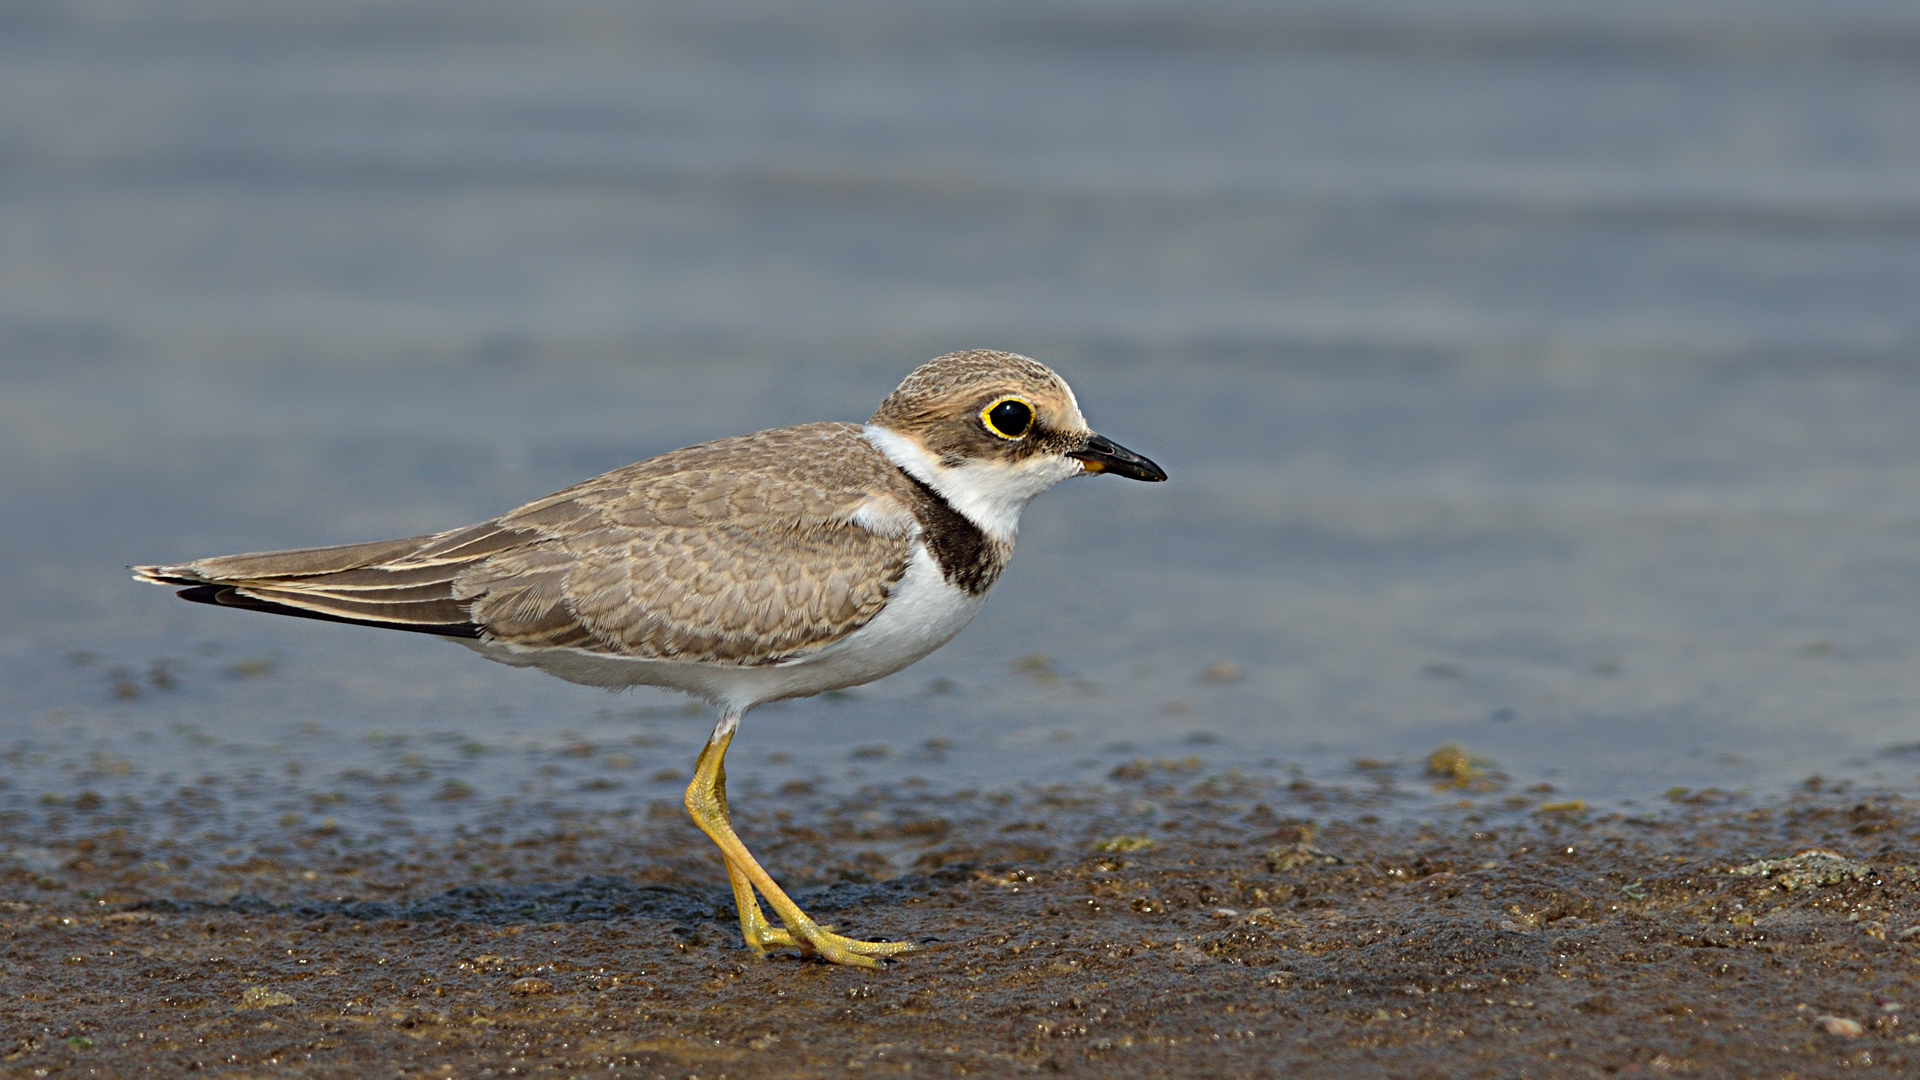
[6, 757, 1918, 1078]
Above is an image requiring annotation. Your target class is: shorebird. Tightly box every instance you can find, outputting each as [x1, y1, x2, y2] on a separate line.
[134, 349, 1166, 967]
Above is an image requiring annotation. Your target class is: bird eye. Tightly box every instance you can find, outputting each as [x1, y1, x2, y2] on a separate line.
[983, 398, 1034, 439]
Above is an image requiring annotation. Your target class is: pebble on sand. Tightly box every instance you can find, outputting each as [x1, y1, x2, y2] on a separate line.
[238, 986, 295, 1009]
[1814, 1015, 1864, 1038]
[1424, 744, 1488, 789]
[1729, 850, 1871, 891]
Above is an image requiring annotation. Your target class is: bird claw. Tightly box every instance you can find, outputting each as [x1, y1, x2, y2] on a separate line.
[739, 904, 912, 967]
[788, 922, 916, 969]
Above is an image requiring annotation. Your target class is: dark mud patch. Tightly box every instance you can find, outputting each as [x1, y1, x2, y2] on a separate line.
[136, 876, 729, 927]
[6, 777, 1920, 1077]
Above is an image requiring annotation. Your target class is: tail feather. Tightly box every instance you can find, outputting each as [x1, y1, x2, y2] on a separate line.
[174, 584, 481, 639]
[134, 530, 489, 640]
[240, 583, 471, 625]
[134, 535, 431, 584]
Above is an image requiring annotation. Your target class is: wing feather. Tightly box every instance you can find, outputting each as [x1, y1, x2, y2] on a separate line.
[133, 422, 924, 664]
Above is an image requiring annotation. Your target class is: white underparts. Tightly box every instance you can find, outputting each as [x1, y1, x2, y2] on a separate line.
[862, 423, 1084, 543]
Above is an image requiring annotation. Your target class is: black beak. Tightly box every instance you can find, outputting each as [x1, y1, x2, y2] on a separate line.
[1070, 433, 1168, 482]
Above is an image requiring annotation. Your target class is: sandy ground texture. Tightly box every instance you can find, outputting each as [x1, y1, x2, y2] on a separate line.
[4, 756, 1919, 1078]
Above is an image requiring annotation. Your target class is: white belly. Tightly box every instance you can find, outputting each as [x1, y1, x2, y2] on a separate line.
[460, 543, 985, 711]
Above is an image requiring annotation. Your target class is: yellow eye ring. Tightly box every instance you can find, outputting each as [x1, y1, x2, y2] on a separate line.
[981, 397, 1035, 440]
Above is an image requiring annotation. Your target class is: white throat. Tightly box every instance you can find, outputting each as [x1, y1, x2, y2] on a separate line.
[863, 424, 1082, 543]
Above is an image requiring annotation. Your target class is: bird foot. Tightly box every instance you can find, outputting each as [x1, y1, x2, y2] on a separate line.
[737, 902, 912, 968]
[785, 920, 917, 969]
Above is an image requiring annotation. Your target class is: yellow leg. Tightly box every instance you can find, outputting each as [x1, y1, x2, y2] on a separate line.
[722, 860, 796, 956]
[684, 712, 915, 969]
[712, 791, 795, 956]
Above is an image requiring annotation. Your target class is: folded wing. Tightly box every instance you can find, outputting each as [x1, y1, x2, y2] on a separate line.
[134, 422, 920, 665]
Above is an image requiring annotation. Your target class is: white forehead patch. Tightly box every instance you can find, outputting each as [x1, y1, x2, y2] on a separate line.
[1052, 378, 1088, 434]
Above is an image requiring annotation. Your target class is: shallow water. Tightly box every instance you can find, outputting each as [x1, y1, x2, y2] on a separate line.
[6, 0, 1920, 840]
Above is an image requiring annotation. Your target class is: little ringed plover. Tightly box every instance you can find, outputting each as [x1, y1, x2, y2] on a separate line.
[135, 349, 1167, 968]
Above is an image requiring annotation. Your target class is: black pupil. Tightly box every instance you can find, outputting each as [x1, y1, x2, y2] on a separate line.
[988, 400, 1033, 437]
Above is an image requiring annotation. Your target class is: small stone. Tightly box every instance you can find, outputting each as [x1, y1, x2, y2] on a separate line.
[1815, 1015, 1864, 1038]
[1424, 743, 1487, 789]
[508, 977, 555, 996]
[1265, 843, 1344, 872]
[1728, 850, 1870, 891]
[239, 986, 295, 1009]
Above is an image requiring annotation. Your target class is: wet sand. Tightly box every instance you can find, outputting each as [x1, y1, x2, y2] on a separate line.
[7, 759, 1918, 1077]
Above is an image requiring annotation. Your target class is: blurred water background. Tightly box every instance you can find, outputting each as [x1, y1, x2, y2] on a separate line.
[5, 0, 1920, 841]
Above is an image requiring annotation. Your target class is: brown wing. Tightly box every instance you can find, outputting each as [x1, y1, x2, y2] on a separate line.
[134, 422, 923, 664]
